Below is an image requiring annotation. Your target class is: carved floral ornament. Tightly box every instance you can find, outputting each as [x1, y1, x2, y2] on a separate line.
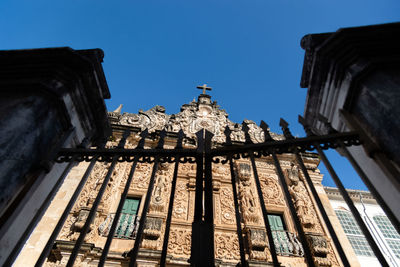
[108, 95, 283, 143]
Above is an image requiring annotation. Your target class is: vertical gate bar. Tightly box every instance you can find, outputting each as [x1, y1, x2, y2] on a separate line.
[66, 130, 131, 267]
[261, 120, 316, 267]
[338, 139, 400, 234]
[294, 152, 351, 267]
[295, 153, 350, 266]
[225, 125, 248, 267]
[159, 130, 184, 267]
[317, 116, 400, 235]
[295, 116, 390, 266]
[203, 130, 215, 264]
[99, 130, 148, 266]
[315, 147, 390, 267]
[194, 129, 205, 222]
[98, 158, 139, 266]
[242, 123, 280, 267]
[190, 130, 206, 266]
[203, 130, 214, 223]
[129, 130, 167, 266]
[270, 155, 316, 267]
[35, 142, 106, 267]
[249, 153, 281, 267]
[128, 157, 159, 266]
[228, 156, 248, 267]
[294, 116, 352, 266]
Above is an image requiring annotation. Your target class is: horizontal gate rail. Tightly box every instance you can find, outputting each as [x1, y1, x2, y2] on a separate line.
[54, 132, 359, 163]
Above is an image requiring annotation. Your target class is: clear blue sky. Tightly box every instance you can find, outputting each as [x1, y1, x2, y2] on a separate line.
[1, 0, 399, 190]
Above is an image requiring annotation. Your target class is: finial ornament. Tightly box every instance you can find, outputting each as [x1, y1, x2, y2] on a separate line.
[196, 84, 212, 95]
[113, 104, 123, 113]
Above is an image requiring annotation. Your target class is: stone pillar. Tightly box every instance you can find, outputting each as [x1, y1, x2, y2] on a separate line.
[300, 22, 400, 224]
[0, 47, 111, 265]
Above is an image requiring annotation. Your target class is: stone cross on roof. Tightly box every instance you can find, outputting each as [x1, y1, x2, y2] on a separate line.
[196, 84, 212, 95]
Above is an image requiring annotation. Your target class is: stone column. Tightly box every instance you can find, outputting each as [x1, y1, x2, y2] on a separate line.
[300, 22, 400, 224]
[0, 47, 111, 266]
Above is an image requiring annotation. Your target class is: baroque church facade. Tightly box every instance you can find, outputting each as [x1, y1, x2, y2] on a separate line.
[16, 92, 347, 267]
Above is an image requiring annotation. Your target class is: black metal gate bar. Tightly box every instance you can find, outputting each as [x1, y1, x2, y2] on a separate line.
[99, 159, 139, 266]
[338, 140, 400, 235]
[224, 126, 248, 267]
[203, 130, 215, 264]
[99, 130, 148, 266]
[191, 129, 215, 266]
[241, 123, 280, 267]
[255, 121, 314, 267]
[317, 116, 400, 235]
[159, 130, 184, 267]
[190, 130, 205, 265]
[194, 130, 205, 222]
[66, 130, 131, 267]
[315, 144, 390, 267]
[228, 156, 248, 267]
[249, 153, 281, 267]
[35, 141, 106, 267]
[289, 117, 351, 267]
[129, 130, 167, 266]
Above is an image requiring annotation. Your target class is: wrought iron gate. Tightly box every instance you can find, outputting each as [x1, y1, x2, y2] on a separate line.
[34, 116, 397, 267]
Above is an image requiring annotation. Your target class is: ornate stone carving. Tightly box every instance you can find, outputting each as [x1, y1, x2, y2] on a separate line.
[130, 163, 152, 190]
[142, 217, 163, 250]
[214, 232, 240, 261]
[178, 163, 196, 178]
[58, 214, 77, 240]
[219, 187, 236, 225]
[167, 227, 191, 258]
[244, 227, 269, 261]
[306, 234, 332, 267]
[108, 95, 283, 144]
[172, 180, 189, 220]
[286, 164, 321, 232]
[236, 162, 260, 224]
[149, 163, 171, 213]
[259, 173, 285, 206]
[74, 208, 90, 232]
[118, 105, 169, 133]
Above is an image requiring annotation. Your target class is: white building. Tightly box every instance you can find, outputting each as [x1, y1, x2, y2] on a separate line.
[325, 186, 400, 267]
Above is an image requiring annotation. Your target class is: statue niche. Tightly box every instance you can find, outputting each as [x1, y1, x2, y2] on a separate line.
[149, 162, 170, 213]
[286, 163, 315, 229]
[236, 162, 260, 224]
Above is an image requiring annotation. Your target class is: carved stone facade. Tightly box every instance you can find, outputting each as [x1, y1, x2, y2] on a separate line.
[17, 93, 342, 267]
[108, 94, 283, 144]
